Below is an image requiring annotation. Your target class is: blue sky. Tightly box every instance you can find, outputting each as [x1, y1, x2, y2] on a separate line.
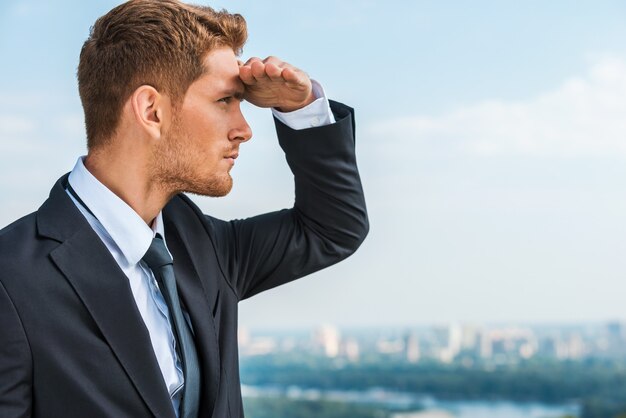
[1, 1, 626, 329]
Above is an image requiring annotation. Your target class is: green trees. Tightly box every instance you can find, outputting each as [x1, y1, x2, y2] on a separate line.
[241, 355, 626, 418]
[244, 398, 388, 418]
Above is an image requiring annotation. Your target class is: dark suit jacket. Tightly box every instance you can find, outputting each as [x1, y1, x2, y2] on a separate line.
[0, 101, 368, 418]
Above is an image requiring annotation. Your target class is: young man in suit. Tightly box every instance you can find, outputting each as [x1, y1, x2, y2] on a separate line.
[0, 1, 368, 417]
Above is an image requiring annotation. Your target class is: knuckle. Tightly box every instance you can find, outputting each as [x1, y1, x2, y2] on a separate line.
[263, 56, 281, 64]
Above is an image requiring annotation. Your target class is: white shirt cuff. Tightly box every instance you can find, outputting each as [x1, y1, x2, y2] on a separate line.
[271, 80, 336, 130]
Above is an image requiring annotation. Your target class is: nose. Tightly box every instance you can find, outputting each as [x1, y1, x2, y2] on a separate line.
[229, 107, 253, 143]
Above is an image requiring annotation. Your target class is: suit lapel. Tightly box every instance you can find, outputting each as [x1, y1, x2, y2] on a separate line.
[38, 175, 176, 418]
[164, 218, 221, 418]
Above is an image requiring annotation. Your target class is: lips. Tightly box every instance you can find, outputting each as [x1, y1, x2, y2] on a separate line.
[224, 147, 239, 160]
[224, 151, 238, 166]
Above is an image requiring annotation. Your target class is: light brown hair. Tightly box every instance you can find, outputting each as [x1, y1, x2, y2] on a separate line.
[77, 0, 247, 150]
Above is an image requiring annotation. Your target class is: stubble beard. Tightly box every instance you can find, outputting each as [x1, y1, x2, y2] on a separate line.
[151, 119, 233, 198]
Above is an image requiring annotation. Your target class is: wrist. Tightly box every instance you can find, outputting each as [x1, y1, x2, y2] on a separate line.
[275, 91, 316, 113]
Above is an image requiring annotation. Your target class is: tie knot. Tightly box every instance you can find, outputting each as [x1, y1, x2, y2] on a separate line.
[142, 234, 173, 269]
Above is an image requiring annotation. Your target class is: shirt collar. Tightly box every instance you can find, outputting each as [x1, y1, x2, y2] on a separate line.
[67, 156, 165, 266]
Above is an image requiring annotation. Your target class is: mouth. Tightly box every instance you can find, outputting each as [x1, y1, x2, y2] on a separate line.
[224, 152, 239, 164]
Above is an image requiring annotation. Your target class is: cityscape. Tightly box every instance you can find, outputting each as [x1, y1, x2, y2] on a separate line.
[239, 320, 626, 364]
[238, 321, 626, 418]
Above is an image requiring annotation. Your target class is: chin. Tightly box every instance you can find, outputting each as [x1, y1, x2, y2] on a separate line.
[210, 182, 233, 197]
[186, 175, 233, 197]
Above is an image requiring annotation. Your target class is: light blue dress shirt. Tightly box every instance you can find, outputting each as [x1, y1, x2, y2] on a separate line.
[65, 80, 334, 415]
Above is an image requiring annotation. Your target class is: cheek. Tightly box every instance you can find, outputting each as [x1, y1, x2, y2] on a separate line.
[185, 113, 220, 140]
[176, 107, 228, 155]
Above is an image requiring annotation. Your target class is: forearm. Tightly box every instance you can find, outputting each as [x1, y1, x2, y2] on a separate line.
[276, 100, 368, 255]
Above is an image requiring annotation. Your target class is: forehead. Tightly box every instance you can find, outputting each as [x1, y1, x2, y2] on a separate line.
[193, 47, 242, 94]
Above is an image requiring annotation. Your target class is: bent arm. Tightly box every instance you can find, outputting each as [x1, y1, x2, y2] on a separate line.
[212, 101, 368, 300]
[0, 280, 32, 417]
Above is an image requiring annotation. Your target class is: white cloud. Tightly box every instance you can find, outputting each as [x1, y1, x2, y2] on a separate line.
[368, 55, 626, 158]
[53, 113, 85, 138]
[0, 114, 35, 136]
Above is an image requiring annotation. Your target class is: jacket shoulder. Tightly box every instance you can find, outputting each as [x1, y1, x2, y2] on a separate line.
[0, 212, 39, 258]
[0, 211, 37, 238]
[0, 212, 48, 295]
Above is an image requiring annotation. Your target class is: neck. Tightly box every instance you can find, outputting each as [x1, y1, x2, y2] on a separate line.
[84, 146, 172, 225]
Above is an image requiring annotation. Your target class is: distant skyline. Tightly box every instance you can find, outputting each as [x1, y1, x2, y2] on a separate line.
[1, 1, 626, 329]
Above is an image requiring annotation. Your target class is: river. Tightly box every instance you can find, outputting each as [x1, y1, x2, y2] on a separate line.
[242, 385, 580, 418]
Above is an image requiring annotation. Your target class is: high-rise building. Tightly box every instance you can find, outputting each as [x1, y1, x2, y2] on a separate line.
[343, 338, 361, 362]
[313, 325, 341, 358]
[405, 332, 420, 363]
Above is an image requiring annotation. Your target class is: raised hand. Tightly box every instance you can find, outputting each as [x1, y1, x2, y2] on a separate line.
[239, 56, 315, 112]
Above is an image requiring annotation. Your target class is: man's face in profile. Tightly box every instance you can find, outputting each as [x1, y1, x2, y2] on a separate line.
[154, 47, 252, 197]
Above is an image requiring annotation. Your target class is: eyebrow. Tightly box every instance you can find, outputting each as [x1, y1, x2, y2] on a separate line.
[219, 88, 245, 100]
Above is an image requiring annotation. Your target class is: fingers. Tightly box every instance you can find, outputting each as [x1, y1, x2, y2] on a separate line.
[282, 67, 308, 89]
[239, 65, 256, 85]
[239, 58, 272, 86]
[243, 56, 263, 66]
[239, 57, 263, 85]
[238, 55, 312, 110]
[265, 63, 283, 81]
[263, 56, 299, 82]
[240, 56, 302, 85]
[250, 60, 267, 81]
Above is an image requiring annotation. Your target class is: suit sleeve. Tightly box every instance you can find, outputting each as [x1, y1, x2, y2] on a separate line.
[0, 280, 32, 418]
[211, 100, 369, 301]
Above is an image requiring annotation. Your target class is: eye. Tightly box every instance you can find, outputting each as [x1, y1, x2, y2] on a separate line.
[218, 96, 232, 104]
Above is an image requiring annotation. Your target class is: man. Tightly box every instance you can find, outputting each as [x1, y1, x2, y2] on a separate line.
[0, 1, 368, 417]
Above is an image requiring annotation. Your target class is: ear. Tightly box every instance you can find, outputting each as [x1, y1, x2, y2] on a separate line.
[129, 85, 171, 140]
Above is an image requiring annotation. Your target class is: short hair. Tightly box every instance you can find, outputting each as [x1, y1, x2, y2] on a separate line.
[77, 0, 247, 150]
